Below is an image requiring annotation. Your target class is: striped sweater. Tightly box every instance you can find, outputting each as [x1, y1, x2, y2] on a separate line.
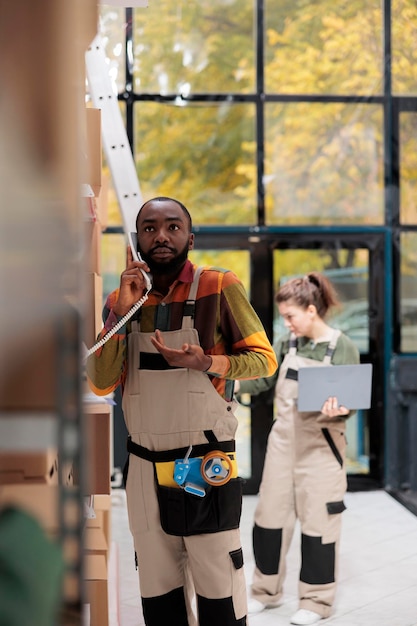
[87, 260, 277, 402]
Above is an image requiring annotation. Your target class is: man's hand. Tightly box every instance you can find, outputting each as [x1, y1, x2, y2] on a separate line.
[113, 246, 151, 316]
[150, 329, 212, 372]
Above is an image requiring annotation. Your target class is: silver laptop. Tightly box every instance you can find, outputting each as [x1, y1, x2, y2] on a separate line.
[297, 363, 373, 412]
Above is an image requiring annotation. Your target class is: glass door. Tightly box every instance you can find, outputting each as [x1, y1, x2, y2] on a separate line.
[271, 248, 370, 475]
[247, 230, 386, 493]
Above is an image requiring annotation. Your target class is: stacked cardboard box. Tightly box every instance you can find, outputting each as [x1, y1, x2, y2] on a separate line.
[81, 400, 112, 623]
[0, 1, 113, 624]
[84, 106, 105, 350]
[82, 102, 114, 623]
[83, 494, 112, 625]
[85, 554, 109, 626]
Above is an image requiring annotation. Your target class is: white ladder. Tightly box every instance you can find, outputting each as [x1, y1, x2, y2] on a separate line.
[85, 33, 143, 238]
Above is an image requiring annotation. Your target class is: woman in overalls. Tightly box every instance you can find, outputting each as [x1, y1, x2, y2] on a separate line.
[236, 272, 360, 625]
[87, 197, 277, 626]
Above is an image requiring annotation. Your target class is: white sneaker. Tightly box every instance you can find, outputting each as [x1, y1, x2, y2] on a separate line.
[247, 598, 266, 614]
[290, 609, 322, 625]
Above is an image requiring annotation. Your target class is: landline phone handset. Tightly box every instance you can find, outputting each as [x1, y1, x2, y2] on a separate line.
[84, 232, 152, 358]
[128, 231, 152, 292]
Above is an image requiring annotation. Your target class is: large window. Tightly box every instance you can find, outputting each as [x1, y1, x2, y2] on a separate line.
[97, 0, 417, 230]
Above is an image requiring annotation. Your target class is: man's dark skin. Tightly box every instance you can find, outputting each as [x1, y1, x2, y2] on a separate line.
[112, 197, 213, 372]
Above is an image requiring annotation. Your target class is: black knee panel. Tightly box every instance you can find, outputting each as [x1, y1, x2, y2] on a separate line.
[253, 523, 282, 575]
[300, 533, 335, 584]
[142, 586, 188, 626]
[197, 595, 246, 626]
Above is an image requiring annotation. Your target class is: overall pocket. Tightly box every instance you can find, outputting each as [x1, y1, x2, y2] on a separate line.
[156, 477, 243, 536]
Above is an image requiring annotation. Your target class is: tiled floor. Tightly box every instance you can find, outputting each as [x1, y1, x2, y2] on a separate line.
[109, 489, 417, 626]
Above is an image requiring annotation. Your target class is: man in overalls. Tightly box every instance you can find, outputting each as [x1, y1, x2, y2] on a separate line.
[87, 197, 277, 626]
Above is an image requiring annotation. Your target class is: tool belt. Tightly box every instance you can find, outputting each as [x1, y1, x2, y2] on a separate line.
[127, 437, 236, 462]
[127, 437, 238, 488]
[127, 436, 243, 536]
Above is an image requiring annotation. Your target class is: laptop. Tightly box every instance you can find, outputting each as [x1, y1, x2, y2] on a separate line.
[297, 363, 373, 412]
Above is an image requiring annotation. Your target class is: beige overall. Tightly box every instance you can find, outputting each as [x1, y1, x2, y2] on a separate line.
[122, 269, 247, 626]
[251, 330, 346, 618]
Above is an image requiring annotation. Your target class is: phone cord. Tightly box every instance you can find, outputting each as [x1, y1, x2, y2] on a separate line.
[84, 289, 150, 359]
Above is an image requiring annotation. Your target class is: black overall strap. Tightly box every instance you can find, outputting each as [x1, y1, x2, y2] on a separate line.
[181, 265, 202, 329]
[323, 329, 341, 364]
[127, 436, 235, 463]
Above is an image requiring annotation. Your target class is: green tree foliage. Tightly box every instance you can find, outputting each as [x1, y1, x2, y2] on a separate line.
[399, 112, 417, 225]
[134, 102, 256, 224]
[392, 0, 417, 94]
[190, 250, 250, 294]
[264, 102, 384, 225]
[132, 0, 257, 225]
[133, 1, 255, 94]
[264, 0, 382, 95]
[263, 0, 386, 224]
[99, 0, 417, 231]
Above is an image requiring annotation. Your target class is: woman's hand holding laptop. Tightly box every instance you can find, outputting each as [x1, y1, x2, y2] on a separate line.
[321, 396, 350, 418]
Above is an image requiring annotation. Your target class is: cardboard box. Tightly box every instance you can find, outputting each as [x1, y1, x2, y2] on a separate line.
[61, 460, 74, 486]
[84, 403, 111, 495]
[86, 108, 102, 197]
[84, 554, 109, 626]
[84, 272, 104, 349]
[82, 1, 99, 48]
[85, 217, 102, 275]
[95, 173, 109, 230]
[0, 449, 58, 485]
[0, 483, 60, 533]
[85, 494, 111, 546]
[0, 326, 58, 410]
[84, 526, 108, 561]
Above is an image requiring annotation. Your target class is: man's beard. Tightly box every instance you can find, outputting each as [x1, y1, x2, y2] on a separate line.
[138, 242, 189, 276]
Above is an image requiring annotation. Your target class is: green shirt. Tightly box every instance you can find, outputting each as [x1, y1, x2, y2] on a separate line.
[237, 331, 360, 398]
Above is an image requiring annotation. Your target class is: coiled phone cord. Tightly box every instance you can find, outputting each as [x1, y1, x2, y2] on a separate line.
[84, 288, 150, 359]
